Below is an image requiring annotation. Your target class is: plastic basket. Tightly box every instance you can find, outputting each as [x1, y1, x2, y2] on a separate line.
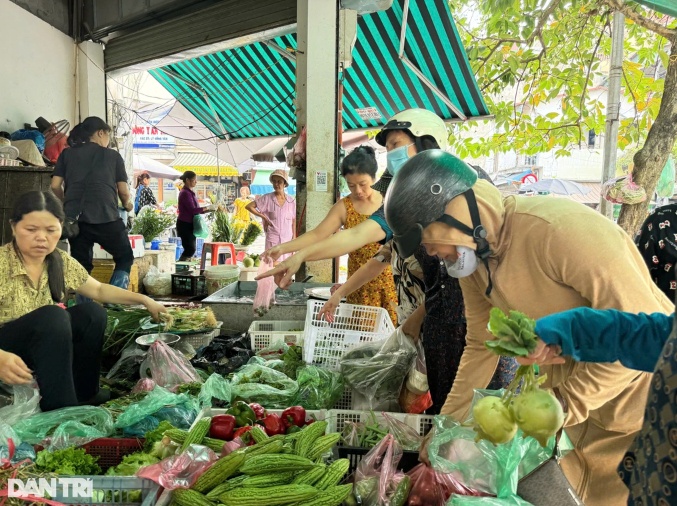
[171, 273, 206, 296]
[50, 476, 160, 506]
[180, 324, 221, 350]
[248, 320, 305, 352]
[326, 410, 433, 440]
[81, 438, 144, 472]
[303, 301, 394, 371]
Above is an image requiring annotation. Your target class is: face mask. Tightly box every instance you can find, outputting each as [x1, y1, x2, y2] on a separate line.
[386, 144, 413, 176]
[443, 245, 479, 278]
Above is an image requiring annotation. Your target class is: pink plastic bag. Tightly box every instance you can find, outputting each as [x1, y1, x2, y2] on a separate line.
[253, 260, 276, 317]
[354, 434, 404, 506]
[382, 412, 422, 451]
[286, 126, 307, 169]
[147, 341, 201, 390]
[137, 444, 217, 490]
[406, 463, 484, 505]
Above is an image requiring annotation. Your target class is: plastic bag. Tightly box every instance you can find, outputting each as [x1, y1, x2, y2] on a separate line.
[449, 496, 532, 505]
[230, 363, 299, 408]
[253, 260, 276, 317]
[198, 373, 232, 408]
[0, 441, 36, 464]
[12, 406, 113, 450]
[106, 345, 147, 382]
[340, 0, 394, 14]
[602, 174, 647, 205]
[137, 444, 217, 490]
[132, 378, 157, 393]
[401, 340, 433, 414]
[286, 126, 307, 170]
[143, 266, 172, 296]
[193, 214, 210, 239]
[354, 434, 404, 506]
[407, 463, 484, 506]
[382, 412, 421, 451]
[191, 334, 255, 377]
[293, 365, 344, 409]
[428, 408, 563, 499]
[0, 382, 41, 427]
[340, 328, 417, 409]
[114, 386, 198, 430]
[147, 341, 202, 390]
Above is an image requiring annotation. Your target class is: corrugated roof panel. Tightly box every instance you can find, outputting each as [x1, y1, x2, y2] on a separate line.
[150, 0, 489, 139]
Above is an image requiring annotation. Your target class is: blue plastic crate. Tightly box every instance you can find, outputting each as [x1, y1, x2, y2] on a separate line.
[194, 238, 205, 258]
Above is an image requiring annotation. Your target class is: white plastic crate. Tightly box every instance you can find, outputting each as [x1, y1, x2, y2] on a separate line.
[248, 320, 305, 352]
[326, 410, 433, 440]
[180, 322, 222, 350]
[51, 476, 160, 506]
[303, 301, 395, 371]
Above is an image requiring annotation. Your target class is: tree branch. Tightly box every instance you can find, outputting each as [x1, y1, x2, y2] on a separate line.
[579, 23, 607, 124]
[601, 0, 676, 39]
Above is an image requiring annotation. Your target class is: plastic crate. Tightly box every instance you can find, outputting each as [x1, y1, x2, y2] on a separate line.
[303, 301, 394, 371]
[326, 410, 433, 440]
[248, 320, 305, 352]
[180, 322, 222, 349]
[81, 438, 144, 472]
[171, 273, 206, 296]
[337, 446, 420, 474]
[51, 476, 159, 506]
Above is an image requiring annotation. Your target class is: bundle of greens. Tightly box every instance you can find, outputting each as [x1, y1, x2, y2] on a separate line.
[35, 447, 101, 475]
[239, 221, 263, 246]
[105, 452, 159, 476]
[103, 308, 165, 357]
[159, 307, 218, 332]
[131, 207, 176, 243]
[211, 208, 241, 243]
[473, 308, 564, 447]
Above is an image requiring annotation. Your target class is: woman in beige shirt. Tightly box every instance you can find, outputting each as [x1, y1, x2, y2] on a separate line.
[0, 191, 167, 411]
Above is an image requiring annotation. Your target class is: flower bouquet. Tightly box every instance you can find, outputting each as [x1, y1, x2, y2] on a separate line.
[131, 206, 176, 243]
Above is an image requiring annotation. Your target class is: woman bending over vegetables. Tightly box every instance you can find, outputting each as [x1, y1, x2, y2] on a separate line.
[0, 191, 167, 411]
[384, 149, 672, 506]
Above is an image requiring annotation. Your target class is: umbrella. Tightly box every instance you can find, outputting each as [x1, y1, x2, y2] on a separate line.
[520, 178, 591, 196]
[133, 154, 181, 179]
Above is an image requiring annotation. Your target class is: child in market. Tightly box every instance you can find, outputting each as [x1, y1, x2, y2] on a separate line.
[523, 306, 676, 506]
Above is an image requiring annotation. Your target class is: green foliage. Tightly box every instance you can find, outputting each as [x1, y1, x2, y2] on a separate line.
[35, 447, 101, 476]
[448, 0, 676, 158]
[131, 206, 176, 242]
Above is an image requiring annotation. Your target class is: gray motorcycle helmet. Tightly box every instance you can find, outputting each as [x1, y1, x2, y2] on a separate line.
[384, 150, 478, 259]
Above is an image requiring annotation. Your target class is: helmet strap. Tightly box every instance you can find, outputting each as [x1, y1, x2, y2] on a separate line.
[435, 189, 493, 296]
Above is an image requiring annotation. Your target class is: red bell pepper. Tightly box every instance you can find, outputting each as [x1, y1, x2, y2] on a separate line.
[281, 406, 306, 428]
[233, 425, 255, 444]
[262, 413, 286, 436]
[209, 414, 237, 440]
[249, 403, 266, 421]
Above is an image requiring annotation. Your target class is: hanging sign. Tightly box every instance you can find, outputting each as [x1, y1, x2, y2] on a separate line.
[355, 106, 382, 121]
[132, 125, 175, 149]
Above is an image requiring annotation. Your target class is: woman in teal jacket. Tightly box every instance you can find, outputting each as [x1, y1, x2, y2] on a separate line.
[528, 307, 676, 506]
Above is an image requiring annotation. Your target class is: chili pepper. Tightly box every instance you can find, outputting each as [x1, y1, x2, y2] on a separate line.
[227, 401, 256, 427]
[249, 403, 266, 421]
[285, 424, 302, 434]
[209, 414, 236, 440]
[281, 406, 306, 428]
[262, 413, 286, 436]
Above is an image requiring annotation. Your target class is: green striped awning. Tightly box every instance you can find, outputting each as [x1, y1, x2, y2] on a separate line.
[635, 0, 677, 18]
[149, 0, 489, 140]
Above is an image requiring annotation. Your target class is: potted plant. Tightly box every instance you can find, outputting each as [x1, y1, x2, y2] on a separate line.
[131, 206, 176, 246]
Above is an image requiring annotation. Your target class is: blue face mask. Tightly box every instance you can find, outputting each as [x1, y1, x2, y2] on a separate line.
[386, 144, 413, 176]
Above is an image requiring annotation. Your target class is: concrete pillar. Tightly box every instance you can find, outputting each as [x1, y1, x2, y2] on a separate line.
[295, 0, 339, 282]
[76, 41, 106, 121]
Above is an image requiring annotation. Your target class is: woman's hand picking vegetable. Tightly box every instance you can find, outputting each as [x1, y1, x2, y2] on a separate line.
[516, 339, 565, 366]
[255, 253, 303, 289]
[262, 245, 283, 263]
[0, 350, 33, 384]
[143, 297, 168, 322]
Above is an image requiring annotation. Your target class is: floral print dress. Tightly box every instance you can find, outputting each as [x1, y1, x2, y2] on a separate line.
[343, 197, 398, 326]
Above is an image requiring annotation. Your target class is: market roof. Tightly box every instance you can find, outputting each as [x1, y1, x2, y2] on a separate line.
[636, 0, 677, 18]
[149, 0, 489, 140]
[171, 152, 239, 177]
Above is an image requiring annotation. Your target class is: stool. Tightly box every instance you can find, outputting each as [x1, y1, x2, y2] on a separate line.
[200, 242, 237, 270]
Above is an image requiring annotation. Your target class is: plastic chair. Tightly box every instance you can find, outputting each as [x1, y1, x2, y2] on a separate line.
[199, 242, 237, 270]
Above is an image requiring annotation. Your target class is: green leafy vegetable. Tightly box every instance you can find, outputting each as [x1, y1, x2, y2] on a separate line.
[105, 452, 159, 476]
[35, 448, 101, 476]
[143, 420, 176, 452]
[486, 308, 538, 357]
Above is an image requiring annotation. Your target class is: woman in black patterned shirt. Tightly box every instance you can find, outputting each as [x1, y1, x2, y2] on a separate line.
[134, 172, 158, 213]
